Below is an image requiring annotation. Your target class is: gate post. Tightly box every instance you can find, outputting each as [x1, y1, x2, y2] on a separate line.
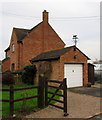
[45, 79, 48, 106]
[10, 84, 14, 116]
[63, 78, 69, 116]
[38, 74, 45, 108]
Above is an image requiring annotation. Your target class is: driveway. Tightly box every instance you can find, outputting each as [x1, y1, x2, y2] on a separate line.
[68, 87, 102, 98]
[25, 90, 101, 119]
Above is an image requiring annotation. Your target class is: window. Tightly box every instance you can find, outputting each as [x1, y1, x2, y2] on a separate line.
[12, 63, 15, 72]
[74, 55, 77, 59]
[12, 44, 15, 52]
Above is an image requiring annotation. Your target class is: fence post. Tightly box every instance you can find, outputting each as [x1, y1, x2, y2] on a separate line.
[63, 78, 69, 116]
[45, 78, 48, 106]
[10, 84, 14, 116]
[38, 74, 45, 108]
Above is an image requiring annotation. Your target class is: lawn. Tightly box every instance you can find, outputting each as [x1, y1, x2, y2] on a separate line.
[2, 84, 61, 117]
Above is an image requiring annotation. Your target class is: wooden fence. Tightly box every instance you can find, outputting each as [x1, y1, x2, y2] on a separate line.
[0, 85, 38, 116]
[1, 77, 68, 116]
[45, 78, 68, 116]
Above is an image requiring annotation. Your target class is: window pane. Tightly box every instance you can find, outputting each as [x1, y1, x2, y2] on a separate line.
[12, 44, 14, 52]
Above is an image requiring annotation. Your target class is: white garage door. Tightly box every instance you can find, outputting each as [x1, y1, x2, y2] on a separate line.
[64, 64, 83, 88]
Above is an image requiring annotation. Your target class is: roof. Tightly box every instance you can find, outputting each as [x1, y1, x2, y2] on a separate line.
[2, 57, 10, 62]
[5, 46, 10, 52]
[30, 22, 42, 32]
[30, 46, 90, 63]
[14, 28, 30, 42]
[30, 46, 74, 62]
[4, 22, 42, 51]
[14, 22, 42, 42]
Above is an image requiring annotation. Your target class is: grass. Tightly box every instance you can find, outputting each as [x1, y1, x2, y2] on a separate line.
[2, 84, 61, 117]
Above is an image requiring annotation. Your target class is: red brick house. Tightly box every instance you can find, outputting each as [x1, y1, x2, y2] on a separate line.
[2, 10, 90, 87]
[2, 10, 65, 72]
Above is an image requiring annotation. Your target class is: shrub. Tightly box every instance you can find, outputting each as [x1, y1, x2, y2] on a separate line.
[22, 64, 37, 85]
[5, 70, 11, 72]
[2, 71, 14, 85]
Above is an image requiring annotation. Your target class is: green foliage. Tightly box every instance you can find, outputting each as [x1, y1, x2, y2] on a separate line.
[5, 70, 11, 73]
[2, 71, 14, 85]
[22, 64, 37, 85]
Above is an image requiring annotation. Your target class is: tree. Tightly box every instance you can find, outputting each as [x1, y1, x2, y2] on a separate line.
[22, 64, 37, 85]
[2, 71, 14, 85]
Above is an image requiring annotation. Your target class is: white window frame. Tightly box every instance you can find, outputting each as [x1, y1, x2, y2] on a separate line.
[12, 44, 15, 52]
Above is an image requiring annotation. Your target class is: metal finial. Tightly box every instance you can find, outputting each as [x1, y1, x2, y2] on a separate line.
[72, 35, 79, 46]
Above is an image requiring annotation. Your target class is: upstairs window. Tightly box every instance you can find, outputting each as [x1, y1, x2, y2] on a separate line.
[12, 44, 15, 52]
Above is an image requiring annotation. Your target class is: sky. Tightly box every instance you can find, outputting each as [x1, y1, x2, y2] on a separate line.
[0, 0, 101, 62]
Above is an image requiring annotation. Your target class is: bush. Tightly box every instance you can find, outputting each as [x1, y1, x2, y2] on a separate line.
[22, 64, 37, 85]
[2, 71, 14, 85]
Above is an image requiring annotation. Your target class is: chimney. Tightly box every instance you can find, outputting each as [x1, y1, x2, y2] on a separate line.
[42, 10, 49, 23]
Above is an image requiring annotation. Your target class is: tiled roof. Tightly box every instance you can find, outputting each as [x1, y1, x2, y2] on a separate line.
[30, 46, 74, 62]
[14, 22, 42, 42]
[5, 22, 42, 51]
[14, 28, 30, 42]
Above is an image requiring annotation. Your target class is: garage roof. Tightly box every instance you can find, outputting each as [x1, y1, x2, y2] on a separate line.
[30, 46, 73, 63]
[31, 46, 90, 63]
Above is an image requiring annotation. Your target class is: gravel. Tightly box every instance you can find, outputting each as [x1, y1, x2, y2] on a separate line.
[25, 90, 101, 119]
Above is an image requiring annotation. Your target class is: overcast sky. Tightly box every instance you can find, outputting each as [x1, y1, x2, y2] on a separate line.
[0, 0, 101, 62]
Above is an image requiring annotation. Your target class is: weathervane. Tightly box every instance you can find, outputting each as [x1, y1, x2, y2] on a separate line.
[72, 35, 79, 46]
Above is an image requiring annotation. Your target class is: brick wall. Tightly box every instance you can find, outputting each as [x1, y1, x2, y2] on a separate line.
[60, 47, 88, 86]
[9, 31, 19, 71]
[2, 58, 10, 72]
[33, 60, 61, 86]
[22, 21, 65, 68]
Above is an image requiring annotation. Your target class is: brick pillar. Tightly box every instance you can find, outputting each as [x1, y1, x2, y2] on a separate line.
[83, 63, 88, 86]
[42, 10, 49, 23]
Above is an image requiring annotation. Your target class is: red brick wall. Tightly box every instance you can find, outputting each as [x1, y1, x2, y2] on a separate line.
[22, 23, 44, 67]
[22, 22, 65, 67]
[42, 22, 65, 52]
[33, 60, 61, 85]
[60, 47, 88, 86]
[9, 31, 19, 71]
[2, 58, 10, 72]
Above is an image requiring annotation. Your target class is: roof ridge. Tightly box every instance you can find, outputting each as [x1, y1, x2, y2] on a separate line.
[40, 45, 75, 54]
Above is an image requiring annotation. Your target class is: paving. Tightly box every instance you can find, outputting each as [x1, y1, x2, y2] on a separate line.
[25, 88, 101, 119]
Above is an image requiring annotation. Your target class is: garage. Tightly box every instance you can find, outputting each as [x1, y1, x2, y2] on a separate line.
[31, 46, 89, 87]
[64, 64, 83, 88]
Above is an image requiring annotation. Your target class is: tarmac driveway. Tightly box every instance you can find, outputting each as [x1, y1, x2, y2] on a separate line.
[68, 87, 102, 98]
